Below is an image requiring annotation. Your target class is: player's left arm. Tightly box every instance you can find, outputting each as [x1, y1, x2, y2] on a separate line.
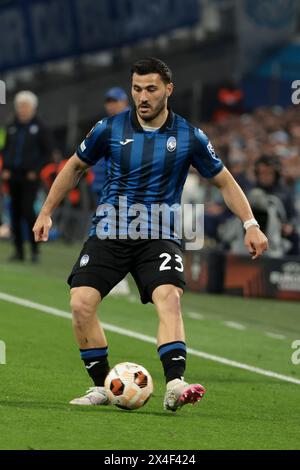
[210, 167, 268, 259]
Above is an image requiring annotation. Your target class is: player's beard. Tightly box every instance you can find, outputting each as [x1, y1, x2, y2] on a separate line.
[137, 94, 167, 123]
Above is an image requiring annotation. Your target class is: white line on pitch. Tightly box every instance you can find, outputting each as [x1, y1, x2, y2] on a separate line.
[185, 312, 205, 320]
[223, 321, 247, 331]
[1, 291, 300, 386]
[265, 332, 286, 340]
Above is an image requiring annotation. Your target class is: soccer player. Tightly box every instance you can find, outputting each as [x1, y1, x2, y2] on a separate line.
[33, 58, 268, 411]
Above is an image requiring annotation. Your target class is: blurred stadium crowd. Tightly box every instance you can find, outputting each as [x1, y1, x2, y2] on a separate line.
[187, 105, 300, 257]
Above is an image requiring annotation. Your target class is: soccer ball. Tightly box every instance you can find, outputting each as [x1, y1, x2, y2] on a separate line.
[104, 362, 153, 410]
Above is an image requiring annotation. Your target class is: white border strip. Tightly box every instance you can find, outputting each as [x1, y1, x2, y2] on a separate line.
[1, 291, 299, 386]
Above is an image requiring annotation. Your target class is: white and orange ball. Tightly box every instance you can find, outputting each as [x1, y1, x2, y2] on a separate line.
[104, 362, 153, 410]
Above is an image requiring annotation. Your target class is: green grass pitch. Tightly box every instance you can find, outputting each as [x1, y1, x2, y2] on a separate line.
[0, 241, 300, 450]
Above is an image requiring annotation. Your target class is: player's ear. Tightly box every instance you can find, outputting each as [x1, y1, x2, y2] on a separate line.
[166, 82, 174, 97]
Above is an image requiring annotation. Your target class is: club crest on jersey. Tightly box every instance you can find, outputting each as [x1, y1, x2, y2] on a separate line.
[167, 136, 176, 152]
[80, 254, 89, 267]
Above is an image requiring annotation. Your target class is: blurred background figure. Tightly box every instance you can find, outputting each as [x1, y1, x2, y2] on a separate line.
[254, 155, 299, 256]
[39, 149, 94, 243]
[1, 91, 53, 262]
[213, 80, 244, 123]
[104, 87, 129, 117]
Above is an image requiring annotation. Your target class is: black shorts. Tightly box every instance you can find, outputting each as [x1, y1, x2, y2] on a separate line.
[67, 237, 185, 304]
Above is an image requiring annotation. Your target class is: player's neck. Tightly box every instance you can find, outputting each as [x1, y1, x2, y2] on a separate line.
[136, 107, 169, 130]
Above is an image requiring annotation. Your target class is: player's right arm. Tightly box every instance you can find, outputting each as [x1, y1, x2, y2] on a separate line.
[33, 154, 89, 242]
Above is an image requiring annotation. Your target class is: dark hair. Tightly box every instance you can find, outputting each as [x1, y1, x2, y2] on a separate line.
[255, 155, 281, 182]
[255, 155, 281, 171]
[131, 57, 172, 84]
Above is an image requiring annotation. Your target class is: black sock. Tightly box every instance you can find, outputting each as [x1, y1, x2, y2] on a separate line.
[158, 341, 187, 384]
[80, 347, 110, 386]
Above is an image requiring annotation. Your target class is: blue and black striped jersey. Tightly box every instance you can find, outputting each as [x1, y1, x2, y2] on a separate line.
[76, 109, 223, 240]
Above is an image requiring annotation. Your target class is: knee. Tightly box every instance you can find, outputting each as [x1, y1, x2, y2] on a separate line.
[70, 289, 99, 325]
[153, 285, 182, 314]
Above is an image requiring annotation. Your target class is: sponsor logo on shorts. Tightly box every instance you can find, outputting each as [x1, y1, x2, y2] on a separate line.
[80, 254, 90, 267]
